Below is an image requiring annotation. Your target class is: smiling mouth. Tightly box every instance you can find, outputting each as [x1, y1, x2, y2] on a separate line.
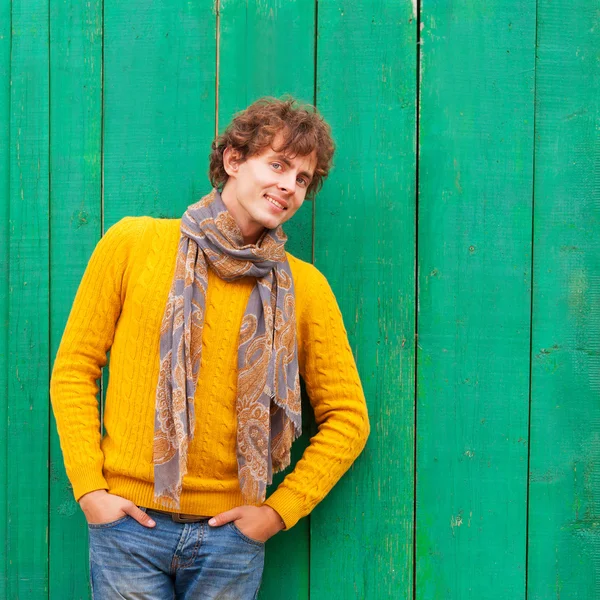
[264, 194, 287, 210]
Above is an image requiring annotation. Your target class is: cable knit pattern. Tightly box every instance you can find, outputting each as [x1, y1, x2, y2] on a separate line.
[50, 216, 370, 530]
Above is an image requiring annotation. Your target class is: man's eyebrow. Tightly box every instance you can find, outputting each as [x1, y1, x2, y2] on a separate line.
[270, 153, 314, 180]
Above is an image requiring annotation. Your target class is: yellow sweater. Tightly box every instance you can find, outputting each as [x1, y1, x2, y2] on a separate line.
[50, 216, 370, 530]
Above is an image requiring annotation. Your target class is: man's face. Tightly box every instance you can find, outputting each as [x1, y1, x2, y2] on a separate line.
[221, 132, 318, 244]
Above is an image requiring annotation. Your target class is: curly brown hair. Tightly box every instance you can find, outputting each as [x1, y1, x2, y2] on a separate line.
[209, 96, 335, 199]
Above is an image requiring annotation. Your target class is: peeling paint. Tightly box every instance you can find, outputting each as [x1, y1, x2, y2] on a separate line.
[450, 513, 463, 534]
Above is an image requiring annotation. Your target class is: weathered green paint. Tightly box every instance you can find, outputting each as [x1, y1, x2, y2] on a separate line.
[416, 2, 535, 598]
[103, 0, 216, 224]
[0, 0, 10, 595]
[312, 2, 417, 598]
[527, 1, 600, 598]
[218, 2, 316, 597]
[2, 0, 598, 598]
[7, 0, 50, 597]
[48, 0, 103, 598]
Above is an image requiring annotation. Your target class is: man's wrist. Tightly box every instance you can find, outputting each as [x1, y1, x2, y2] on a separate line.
[78, 489, 108, 508]
[260, 504, 286, 532]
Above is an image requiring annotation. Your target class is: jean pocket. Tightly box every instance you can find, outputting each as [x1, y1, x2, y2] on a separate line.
[88, 506, 147, 530]
[228, 522, 265, 547]
[88, 514, 130, 529]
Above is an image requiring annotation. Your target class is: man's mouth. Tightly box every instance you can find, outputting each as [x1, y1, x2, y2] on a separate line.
[264, 194, 288, 211]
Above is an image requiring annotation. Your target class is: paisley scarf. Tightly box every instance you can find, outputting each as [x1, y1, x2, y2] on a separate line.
[152, 188, 301, 509]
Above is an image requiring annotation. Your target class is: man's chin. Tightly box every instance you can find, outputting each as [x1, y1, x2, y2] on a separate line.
[258, 216, 284, 230]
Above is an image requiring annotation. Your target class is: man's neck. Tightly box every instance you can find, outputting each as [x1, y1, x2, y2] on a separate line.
[220, 186, 264, 245]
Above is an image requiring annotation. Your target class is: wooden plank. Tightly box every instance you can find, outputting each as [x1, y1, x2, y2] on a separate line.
[48, 0, 103, 598]
[527, 1, 600, 597]
[0, 0, 10, 594]
[415, 2, 535, 598]
[313, 2, 417, 598]
[217, 1, 316, 597]
[8, 0, 50, 597]
[103, 0, 216, 223]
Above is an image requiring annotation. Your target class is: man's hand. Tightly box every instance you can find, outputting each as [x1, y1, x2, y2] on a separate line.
[79, 490, 156, 528]
[208, 505, 285, 543]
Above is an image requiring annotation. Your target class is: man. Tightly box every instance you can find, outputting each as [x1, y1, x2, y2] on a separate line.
[50, 96, 370, 599]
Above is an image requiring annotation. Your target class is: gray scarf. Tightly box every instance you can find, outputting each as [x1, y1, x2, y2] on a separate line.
[152, 188, 301, 509]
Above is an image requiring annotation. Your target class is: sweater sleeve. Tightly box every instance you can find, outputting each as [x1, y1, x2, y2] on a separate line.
[50, 216, 147, 502]
[262, 261, 370, 529]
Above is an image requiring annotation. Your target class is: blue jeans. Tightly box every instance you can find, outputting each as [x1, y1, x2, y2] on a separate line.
[88, 507, 265, 599]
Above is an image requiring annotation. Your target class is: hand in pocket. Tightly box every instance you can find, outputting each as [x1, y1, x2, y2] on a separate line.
[79, 489, 155, 527]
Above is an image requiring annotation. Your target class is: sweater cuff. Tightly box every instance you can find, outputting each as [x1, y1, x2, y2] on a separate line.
[69, 465, 109, 502]
[262, 487, 306, 530]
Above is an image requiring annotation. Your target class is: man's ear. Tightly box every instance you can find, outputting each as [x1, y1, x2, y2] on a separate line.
[223, 147, 242, 177]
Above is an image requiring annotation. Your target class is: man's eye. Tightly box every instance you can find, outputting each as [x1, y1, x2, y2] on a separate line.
[272, 162, 282, 170]
[297, 177, 307, 186]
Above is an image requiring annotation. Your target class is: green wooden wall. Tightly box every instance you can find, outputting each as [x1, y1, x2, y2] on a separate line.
[1, 0, 598, 598]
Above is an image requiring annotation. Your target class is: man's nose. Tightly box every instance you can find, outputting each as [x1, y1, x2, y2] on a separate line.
[278, 171, 296, 191]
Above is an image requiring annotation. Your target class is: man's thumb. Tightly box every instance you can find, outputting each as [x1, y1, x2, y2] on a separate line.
[126, 505, 156, 528]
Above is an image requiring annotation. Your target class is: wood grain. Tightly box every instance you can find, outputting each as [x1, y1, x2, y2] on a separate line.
[0, 0, 10, 594]
[527, 1, 600, 597]
[103, 0, 216, 223]
[416, 2, 535, 598]
[8, 0, 50, 596]
[313, 1, 417, 597]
